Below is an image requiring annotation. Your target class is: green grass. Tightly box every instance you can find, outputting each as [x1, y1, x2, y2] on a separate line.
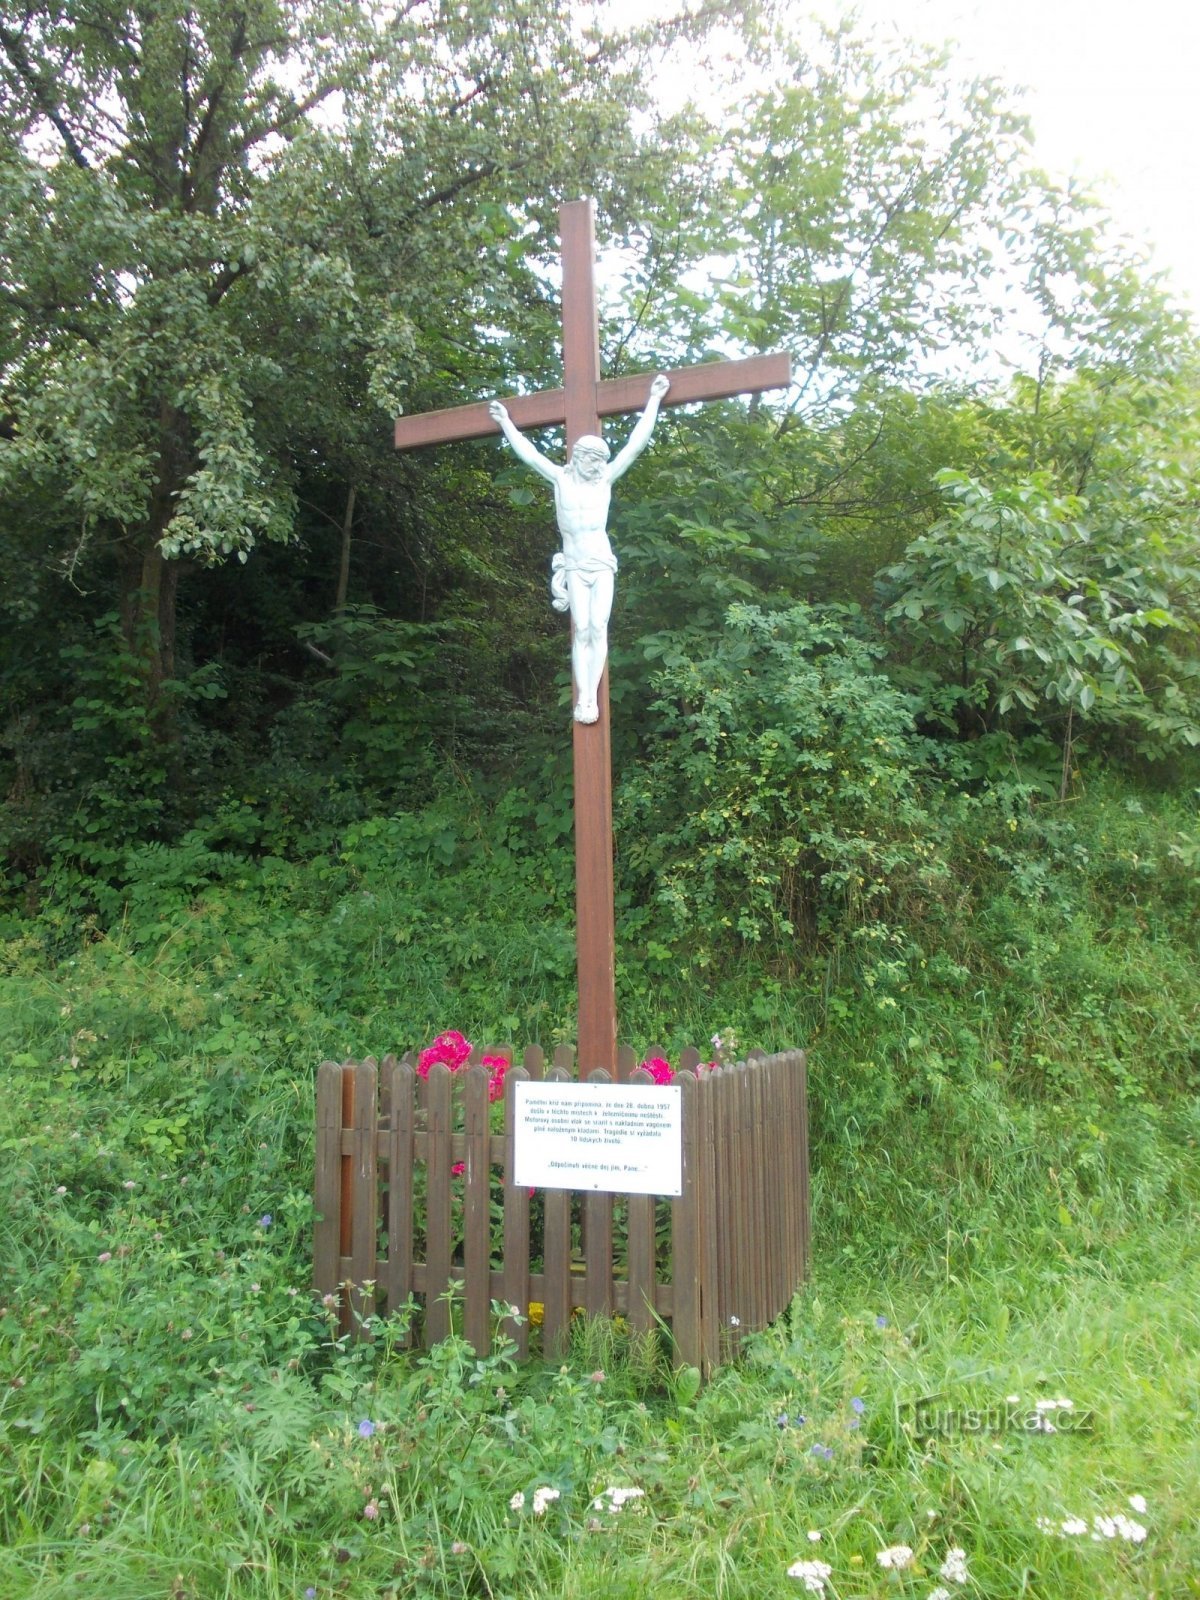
[1, 773, 1197, 1597]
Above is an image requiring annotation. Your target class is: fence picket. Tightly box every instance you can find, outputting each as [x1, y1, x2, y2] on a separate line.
[386, 1058, 415, 1337]
[625, 1067, 656, 1332]
[584, 1069, 614, 1318]
[424, 1064, 454, 1346]
[541, 1066, 574, 1356]
[350, 1059, 379, 1336]
[502, 1067, 532, 1355]
[463, 1063, 491, 1357]
[672, 1071, 701, 1369]
[696, 1069, 720, 1375]
[314, 1061, 343, 1305]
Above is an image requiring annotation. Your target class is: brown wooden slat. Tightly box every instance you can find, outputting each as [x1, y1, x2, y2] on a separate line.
[733, 1063, 753, 1340]
[314, 1062, 344, 1303]
[350, 1059, 379, 1337]
[783, 1053, 801, 1298]
[552, 1043, 575, 1073]
[774, 1062, 793, 1312]
[625, 1068, 657, 1333]
[502, 1067, 531, 1356]
[616, 1044, 636, 1085]
[424, 1064, 454, 1347]
[584, 1069, 614, 1318]
[337, 1062, 355, 1336]
[541, 1067, 574, 1356]
[749, 1057, 767, 1328]
[695, 1067, 720, 1376]
[523, 1044, 545, 1081]
[387, 1058, 415, 1340]
[679, 1046, 702, 1073]
[711, 1066, 738, 1360]
[757, 1057, 775, 1322]
[764, 1058, 782, 1320]
[774, 1056, 793, 1305]
[462, 1064, 491, 1357]
[672, 1072, 701, 1369]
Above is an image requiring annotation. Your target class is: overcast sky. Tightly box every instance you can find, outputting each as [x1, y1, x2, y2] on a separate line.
[834, 0, 1200, 316]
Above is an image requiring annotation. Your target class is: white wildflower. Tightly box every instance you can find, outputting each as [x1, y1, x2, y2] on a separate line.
[939, 1547, 969, 1584]
[509, 1491, 525, 1511]
[1061, 1517, 1088, 1536]
[787, 1557, 832, 1593]
[531, 1486, 560, 1516]
[929, 1589, 953, 1600]
[807, 1529, 822, 1542]
[877, 1544, 914, 1570]
[1129, 1494, 1147, 1514]
[591, 1486, 645, 1513]
[1104, 1513, 1147, 1543]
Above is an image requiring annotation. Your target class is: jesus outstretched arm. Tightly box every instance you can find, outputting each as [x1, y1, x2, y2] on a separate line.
[608, 373, 670, 481]
[488, 402, 561, 483]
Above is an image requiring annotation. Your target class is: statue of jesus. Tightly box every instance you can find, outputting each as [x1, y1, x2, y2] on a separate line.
[489, 373, 670, 723]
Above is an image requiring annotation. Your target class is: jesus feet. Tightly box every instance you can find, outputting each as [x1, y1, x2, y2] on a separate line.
[573, 700, 599, 724]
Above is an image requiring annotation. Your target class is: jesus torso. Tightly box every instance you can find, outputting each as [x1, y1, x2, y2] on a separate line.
[553, 475, 613, 551]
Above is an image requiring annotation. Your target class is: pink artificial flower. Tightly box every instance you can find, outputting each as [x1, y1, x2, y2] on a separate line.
[451, 1162, 465, 1177]
[638, 1056, 674, 1085]
[698, 1060, 718, 1073]
[417, 1030, 473, 1078]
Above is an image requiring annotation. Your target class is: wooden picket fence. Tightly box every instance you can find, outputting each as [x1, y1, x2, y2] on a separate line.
[313, 1045, 808, 1376]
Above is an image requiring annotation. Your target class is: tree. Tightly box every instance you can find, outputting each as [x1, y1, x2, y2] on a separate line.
[0, 0, 699, 706]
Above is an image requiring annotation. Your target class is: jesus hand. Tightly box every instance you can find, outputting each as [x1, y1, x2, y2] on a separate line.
[488, 400, 509, 423]
[649, 374, 670, 401]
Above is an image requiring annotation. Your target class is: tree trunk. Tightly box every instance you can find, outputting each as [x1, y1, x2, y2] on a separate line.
[119, 399, 189, 723]
[335, 484, 357, 613]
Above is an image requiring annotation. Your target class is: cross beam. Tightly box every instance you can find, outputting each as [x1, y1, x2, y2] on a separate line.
[392, 352, 791, 451]
[394, 200, 790, 1076]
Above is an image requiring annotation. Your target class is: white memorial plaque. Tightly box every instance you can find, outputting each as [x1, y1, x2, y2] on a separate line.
[513, 1081, 682, 1195]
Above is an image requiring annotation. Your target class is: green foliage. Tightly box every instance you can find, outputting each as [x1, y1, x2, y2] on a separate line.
[1, 774, 1199, 1596]
[884, 470, 1199, 749]
[619, 603, 939, 966]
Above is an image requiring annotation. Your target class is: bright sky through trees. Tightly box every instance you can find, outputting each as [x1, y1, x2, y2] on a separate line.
[843, 0, 1200, 315]
[603, 0, 1199, 319]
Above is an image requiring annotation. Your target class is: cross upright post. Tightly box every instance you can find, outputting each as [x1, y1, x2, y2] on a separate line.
[559, 200, 618, 1077]
[392, 200, 791, 1077]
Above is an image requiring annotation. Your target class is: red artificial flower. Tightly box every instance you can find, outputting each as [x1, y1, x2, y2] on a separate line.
[417, 1030, 473, 1078]
[638, 1056, 674, 1085]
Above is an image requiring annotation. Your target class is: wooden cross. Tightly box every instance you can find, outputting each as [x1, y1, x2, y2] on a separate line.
[393, 199, 790, 1076]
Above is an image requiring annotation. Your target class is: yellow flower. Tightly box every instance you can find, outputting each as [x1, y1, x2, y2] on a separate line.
[527, 1302, 544, 1327]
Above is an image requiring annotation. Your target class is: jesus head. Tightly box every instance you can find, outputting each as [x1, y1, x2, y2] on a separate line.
[569, 434, 610, 481]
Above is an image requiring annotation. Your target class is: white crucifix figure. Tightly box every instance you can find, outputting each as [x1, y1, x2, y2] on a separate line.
[488, 373, 669, 723]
